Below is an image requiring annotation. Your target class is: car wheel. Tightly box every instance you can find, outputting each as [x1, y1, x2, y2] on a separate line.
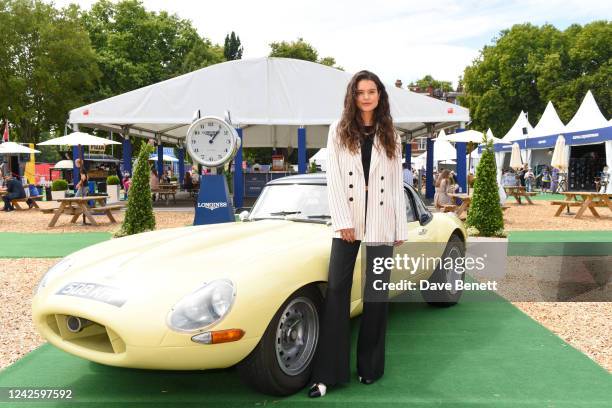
[237, 286, 322, 396]
[421, 234, 466, 307]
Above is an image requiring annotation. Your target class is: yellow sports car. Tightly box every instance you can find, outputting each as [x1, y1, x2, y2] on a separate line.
[32, 173, 466, 395]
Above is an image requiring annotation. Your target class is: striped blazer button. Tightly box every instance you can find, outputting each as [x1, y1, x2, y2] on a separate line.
[349, 197, 354, 202]
[380, 188, 384, 193]
[349, 184, 353, 188]
[349, 171, 353, 176]
[381, 176, 384, 180]
[380, 201, 384, 205]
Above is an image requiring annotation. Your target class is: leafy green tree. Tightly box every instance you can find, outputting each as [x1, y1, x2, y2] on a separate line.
[466, 136, 504, 236]
[117, 141, 155, 236]
[461, 22, 611, 137]
[0, 0, 100, 143]
[410, 75, 453, 92]
[81, 0, 224, 99]
[224, 31, 243, 60]
[269, 38, 342, 69]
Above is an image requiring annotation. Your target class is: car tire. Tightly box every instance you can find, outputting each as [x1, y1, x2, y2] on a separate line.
[237, 285, 323, 396]
[420, 234, 466, 307]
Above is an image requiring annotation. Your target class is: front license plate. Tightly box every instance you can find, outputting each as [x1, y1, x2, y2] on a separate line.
[56, 282, 127, 307]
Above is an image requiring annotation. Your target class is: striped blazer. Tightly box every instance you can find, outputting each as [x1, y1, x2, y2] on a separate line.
[326, 120, 408, 244]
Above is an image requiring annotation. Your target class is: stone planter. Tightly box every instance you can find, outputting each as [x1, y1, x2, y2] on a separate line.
[51, 190, 66, 200]
[107, 185, 120, 203]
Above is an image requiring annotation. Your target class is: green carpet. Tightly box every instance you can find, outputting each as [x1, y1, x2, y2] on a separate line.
[506, 193, 565, 201]
[0, 233, 111, 258]
[1, 291, 610, 407]
[507, 231, 612, 256]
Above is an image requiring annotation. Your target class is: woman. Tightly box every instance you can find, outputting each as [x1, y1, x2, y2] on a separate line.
[434, 169, 455, 209]
[150, 168, 159, 201]
[75, 166, 89, 197]
[308, 70, 407, 398]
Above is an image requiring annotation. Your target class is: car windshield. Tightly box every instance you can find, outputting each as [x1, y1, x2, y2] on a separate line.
[249, 184, 330, 222]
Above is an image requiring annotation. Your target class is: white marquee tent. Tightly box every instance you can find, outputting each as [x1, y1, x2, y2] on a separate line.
[565, 90, 609, 133]
[68, 57, 469, 148]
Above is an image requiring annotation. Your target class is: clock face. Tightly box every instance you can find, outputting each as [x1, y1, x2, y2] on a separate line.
[186, 117, 239, 167]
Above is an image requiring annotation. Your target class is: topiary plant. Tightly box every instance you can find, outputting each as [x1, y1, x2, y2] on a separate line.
[466, 135, 504, 236]
[116, 142, 155, 237]
[106, 175, 120, 185]
[51, 179, 68, 191]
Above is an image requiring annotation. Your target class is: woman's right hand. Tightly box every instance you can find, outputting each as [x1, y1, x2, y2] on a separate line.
[339, 228, 356, 242]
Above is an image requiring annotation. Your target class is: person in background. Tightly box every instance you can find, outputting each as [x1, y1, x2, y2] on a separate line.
[122, 173, 131, 200]
[3, 173, 34, 211]
[524, 167, 535, 192]
[402, 162, 413, 187]
[150, 168, 159, 201]
[191, 167, 200, 186]
[183, 171, 193, 190]
[538, 166, 551, 193]
[434, 169, 455, 209]
[551, 167, 559, 193]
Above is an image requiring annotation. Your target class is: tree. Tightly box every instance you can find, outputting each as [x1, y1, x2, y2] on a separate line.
[460, 22, 611, 137]
[224, 31, 243, 60]
[269, 38, 342, 69]
[411, 75, 453, 92]
[116, 141, 155, 236]
[466, 136, 504, 236]
[81, 0, 224, 100]
[0, 0, 100, 143]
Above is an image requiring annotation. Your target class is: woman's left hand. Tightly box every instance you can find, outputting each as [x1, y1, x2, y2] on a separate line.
[393, 240, 404, 247]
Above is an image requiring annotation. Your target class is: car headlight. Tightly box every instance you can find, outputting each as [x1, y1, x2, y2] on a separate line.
[167, 280, 236, 332]
[35, 257, 73, 295]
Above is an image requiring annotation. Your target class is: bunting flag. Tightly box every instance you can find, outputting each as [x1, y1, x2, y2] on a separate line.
[2, 120, 8, 142]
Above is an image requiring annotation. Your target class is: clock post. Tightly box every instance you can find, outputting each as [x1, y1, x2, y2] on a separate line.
[185, 114, 241, 226]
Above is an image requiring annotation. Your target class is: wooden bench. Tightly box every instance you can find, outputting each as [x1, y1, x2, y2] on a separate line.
[88, 204, 124, 223]
[40, 207, 60, 214]
[10, 195, 42, 210]
[523, 192, 538, 196]
[501, 205, 510, 211]
[152, 189, 176, 205]
[551, 200, 583, 216]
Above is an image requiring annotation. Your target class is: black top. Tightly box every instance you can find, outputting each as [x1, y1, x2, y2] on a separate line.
[6, 178, 26, 198]
[360, 125, 375, 186]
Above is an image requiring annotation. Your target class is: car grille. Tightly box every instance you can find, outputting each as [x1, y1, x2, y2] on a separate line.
[45, 314, 126, 354]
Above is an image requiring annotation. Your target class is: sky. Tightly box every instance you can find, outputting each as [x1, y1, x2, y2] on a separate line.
[46, 0, 611, 88]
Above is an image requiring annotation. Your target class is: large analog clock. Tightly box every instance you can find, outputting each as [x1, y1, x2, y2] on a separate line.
[185, 116, 241, 167]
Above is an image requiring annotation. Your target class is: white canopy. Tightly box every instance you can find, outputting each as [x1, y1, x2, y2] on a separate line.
[565, 90, 609, 133]
[0, 142, 40, 154]
[417, 134, 457, 163]
[52, 160, 75, 169]
[68, 57, 469, 148]
[501, 111, 534, 143]
[531, 101, 566, 138]
[38, 132, 121, 146]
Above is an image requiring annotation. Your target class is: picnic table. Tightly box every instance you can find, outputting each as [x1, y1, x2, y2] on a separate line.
[551, 191, 612, 219]
[153, 183, 178, 205]
[503, 186, 536, 205]
[0, 189, 41, 210]
[48, 196, 122, 227]
[447, 193, 472, 218]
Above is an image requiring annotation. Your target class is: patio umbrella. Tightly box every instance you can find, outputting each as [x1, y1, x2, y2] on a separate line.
[148, 154, 179, 162]
[509, 142, 523, 171]
[37, 132, 121, 147]
[0, 141, 40, 154]
[551, 135, 568, 170]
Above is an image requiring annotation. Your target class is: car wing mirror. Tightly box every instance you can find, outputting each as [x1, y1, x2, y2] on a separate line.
[419, 213, 431, 226]
[239, 210, 250, 222]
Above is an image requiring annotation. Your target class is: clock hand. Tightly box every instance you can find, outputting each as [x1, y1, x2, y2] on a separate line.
[209, 129, 221, 144]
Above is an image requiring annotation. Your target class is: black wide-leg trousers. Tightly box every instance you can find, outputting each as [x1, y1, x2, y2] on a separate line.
[311, 238, 394, 386]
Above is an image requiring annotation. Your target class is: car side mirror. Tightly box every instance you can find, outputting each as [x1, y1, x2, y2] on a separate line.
[419, 213, 431, 226]
[239, 210, 250, 222]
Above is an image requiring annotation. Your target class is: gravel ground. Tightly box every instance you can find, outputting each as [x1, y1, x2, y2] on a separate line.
[0, 200, 610, 372]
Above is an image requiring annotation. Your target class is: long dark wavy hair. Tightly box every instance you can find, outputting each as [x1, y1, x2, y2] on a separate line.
[336, 70, 397, 159]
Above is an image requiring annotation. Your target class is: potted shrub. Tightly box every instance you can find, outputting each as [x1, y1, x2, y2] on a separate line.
[51, 179, 68, 200]
[106, 175, 121, 203]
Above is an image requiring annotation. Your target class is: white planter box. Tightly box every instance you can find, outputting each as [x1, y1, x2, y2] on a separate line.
[107, 185, 120, 203]
[51, 190, 66, 200]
